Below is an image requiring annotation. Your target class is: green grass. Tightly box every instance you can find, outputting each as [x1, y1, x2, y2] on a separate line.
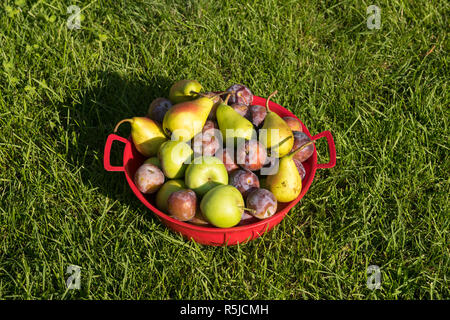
[0, 0, 448, 299]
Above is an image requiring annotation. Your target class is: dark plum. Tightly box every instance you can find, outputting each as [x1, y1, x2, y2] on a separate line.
[167, 189, 197, 221]
[293, 159, 306, 180]
[224, 84, 253, 106]
[249, 105, 267, 127]
[292, 131, 314, 162]
[200, 137, 220, 157]
[231, 103, 250, 119]
[246, 188, 277, 219]
[134, 163, 165, 194]
[218, 148, 239, 173]
[202, 120, 218, 137]
[229, 169, 260, 198]
[283, 116, 302, 132]
[193, 120, 221, 156]
[147, 98, 172, 123]
[236, 140, 267, 171]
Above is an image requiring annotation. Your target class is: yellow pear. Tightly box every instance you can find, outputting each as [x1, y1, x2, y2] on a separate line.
[168, 80, 202, 104]
[260, 91, 294, 158]
[162, 96, 215, 141]
[114, 117, 167, 157]
[266, 141, 314, 202]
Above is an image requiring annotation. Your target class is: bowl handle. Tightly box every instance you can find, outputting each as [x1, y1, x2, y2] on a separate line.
[312, 130, 336, 169]
[104, 133, 129, 172]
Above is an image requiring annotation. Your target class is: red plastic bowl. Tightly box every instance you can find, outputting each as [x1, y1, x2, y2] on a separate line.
[104, 95, 336, 246]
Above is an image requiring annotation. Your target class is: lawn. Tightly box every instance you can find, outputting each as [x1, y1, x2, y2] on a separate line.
[0, 0, 448, 299]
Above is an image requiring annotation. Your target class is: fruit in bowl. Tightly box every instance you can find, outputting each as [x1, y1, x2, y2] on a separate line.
[260, 91, 294, 158]
[169, 80, 202, 104]
[218, 148, 239, 173]
[168, 189, 197, 221]
[291, 131, 314, 162]
[283, 116, 302, 132]
[231, 103, 250, 119]
[236, 139, 267, 171]
[189, 209, 210, 226]
[266, 141, 314, 202]
[185, 156, 228, 196]
[249, 104, 267, 127]
[216, 95, 256, 143]
[203, 92, 223, 121]
[114, 117, 167, 157]
[105, 79, 336, 245]
[158, 141, 193, 179]
[229, 169, 260, 198]
[293, 159, 306, 180]
[144, 156, 161, 169]
[192, 120, 221, 157]
[147, 98, 172, 124]
[200, 185, 244, 228]
[246, 188, 277, 219]
[223, 84, 253, 106]
[156, 179, 186, 213]
[134, 163, 165, 194]
[163, 95, 218, 142]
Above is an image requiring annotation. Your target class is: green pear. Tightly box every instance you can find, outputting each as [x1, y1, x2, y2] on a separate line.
[265, 141, 314, 202]
[200, 185, 244, 228]
[216, 96, 256, 143]
[114, 117, 167, 157]
[155, 179, 186, 213]
[158, 141, 193, 179]
[169, 80, 202, 104]
[163, 96, 215, 141]
[260, 91, 294, 158]
[185, 156, 228, 196]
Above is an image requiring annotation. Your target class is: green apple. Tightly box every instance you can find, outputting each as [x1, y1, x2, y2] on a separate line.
[155, 179, 186, 213]
[169, 80, 202, 104]
[158, 140, 193, 179]
[185, 156, 228, 196]
[200, 185, 244, 228]
[144, 157, 161, 169]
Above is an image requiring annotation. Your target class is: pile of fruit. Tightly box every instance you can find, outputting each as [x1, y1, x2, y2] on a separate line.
[114, 80, 314, 228]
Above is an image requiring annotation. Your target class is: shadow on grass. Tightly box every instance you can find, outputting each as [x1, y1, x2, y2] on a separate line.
[60, 70, 173, 218]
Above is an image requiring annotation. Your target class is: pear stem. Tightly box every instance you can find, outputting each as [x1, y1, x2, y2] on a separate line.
[114, 118, 132, 133]
[224, 92, 232, 105]
[215, 91, 228, 97]
[265, 90, 278, 112]
[238, 206, 257, 213]
[288, 140, 315, 157]
[277, 135, 293, 148]
[266, 135, 293, 157]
